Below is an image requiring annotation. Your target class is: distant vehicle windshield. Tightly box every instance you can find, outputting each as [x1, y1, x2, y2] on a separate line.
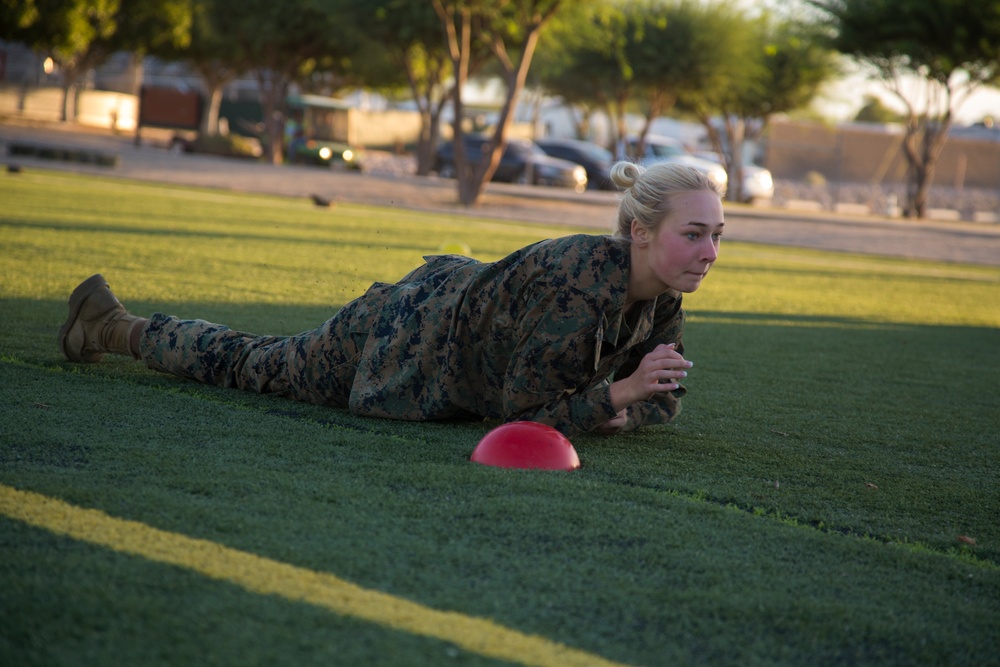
[581, 143, 613, 161]
[648, 142, 685, 158]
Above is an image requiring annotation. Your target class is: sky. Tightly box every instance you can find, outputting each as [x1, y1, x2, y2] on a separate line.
[816, 73, 999, 126]
[733, 0, 998, 126]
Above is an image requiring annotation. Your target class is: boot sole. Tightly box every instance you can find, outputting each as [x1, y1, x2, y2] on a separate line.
[58, 273, 108, 362]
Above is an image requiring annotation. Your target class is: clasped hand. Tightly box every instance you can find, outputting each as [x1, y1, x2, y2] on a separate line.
[597, 343, 692, 435]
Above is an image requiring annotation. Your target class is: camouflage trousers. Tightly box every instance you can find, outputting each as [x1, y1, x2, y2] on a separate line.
[140, 310, 366, 407]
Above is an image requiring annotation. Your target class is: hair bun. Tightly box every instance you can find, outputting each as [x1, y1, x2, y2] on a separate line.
[610, 160, 643, 190]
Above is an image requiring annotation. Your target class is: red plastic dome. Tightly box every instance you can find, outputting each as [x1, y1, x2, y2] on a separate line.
[470, 421, 581, 471]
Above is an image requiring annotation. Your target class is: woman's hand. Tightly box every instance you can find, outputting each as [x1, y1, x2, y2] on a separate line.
[594, 408, 628, 436]
[609, 343, 691, 412]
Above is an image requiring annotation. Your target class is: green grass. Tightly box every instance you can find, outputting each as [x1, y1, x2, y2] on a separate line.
[1, 168, 999, 666]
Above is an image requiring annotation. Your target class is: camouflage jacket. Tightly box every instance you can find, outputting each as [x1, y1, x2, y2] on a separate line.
[346, 233, 686, 436]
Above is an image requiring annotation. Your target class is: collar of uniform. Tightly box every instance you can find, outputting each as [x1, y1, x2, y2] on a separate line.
[601, 298, 656, 347]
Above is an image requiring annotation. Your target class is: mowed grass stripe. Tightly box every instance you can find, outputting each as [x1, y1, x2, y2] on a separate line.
[0, 483, 634, 667]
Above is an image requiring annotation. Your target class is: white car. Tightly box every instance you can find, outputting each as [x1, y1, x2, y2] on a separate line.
[628, 135, 729, 194]
[693, 150, 775, 204]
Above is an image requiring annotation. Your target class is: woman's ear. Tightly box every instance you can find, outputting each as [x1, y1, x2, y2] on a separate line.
[631, 219, 649, 247]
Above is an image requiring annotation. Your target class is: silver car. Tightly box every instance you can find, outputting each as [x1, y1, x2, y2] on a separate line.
[630, 135, 776, 203]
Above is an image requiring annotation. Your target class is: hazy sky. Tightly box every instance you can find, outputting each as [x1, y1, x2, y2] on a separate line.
[733, 0, 999, 125]
[817, 71, 999, 126]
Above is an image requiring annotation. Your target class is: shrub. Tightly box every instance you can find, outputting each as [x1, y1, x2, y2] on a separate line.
[183, 133, 262, 159]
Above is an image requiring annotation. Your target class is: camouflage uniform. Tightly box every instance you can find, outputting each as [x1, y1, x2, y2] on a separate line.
[140, 234, 686, 436]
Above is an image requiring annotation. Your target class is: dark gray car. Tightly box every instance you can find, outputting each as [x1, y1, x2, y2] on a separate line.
[535, 137, 617, 191]
[433, 134, 588, 192]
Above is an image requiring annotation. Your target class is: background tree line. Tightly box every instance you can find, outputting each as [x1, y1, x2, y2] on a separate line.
[3, 0, 998, 216]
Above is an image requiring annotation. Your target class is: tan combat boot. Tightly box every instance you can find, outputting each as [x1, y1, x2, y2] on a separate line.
[58, 274, 146, 362]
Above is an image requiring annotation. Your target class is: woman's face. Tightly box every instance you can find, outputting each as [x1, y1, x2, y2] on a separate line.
[631, 190, 724, 297]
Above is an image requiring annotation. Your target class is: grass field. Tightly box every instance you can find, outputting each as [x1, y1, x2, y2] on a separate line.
[1, 168, 998, 666]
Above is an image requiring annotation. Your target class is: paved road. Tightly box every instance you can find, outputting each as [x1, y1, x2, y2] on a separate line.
[3, 122, 1000, 266]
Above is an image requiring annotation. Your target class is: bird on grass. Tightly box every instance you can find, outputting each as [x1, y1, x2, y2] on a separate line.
[311, 194, 334, 207]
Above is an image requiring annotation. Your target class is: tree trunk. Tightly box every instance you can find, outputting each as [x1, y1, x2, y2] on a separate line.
[900, 116, 951, 219]
[905, 161, 929, 218]
[638, 90, 674, 151]
[457, 163, 486, 206]
[726, 116, 746, 203]
[59, 82, 72, 123]
[201, 84, 223, 136]
[255, 69, 288, 165]
[130, 55, 144, 97]
[614, 96, 629, 159]
[414, 108, 435, 175]
[58, 64, 81, 123]
[414, 104, 444, 176]
[192, 60, 238, 137]
[403, 57, 447, 176]
[434, 0, 558, 207]
[700, 114, 725, 159]
[435, 2, 482, 206]
[572, 106, 591, 142]
[483, 14, 550, 180]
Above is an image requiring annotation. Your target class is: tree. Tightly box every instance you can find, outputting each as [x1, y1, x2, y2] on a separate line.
[110, 0, 193, 56]
[533, 2, 630, 149]
[628, 1, 707, 153]
[2, 0, 193, 122]
[3, 0, 122, 122]
[158, 0, 248, 136]
[359, 0, 455, 175]
[679, 8, 835, 202]
[229, 0, 360, 164]
[854, 94, 905, 124]
[534, 0, 833, 194]
[810, 0, 1000, 218]
[433, 0, 563, 207]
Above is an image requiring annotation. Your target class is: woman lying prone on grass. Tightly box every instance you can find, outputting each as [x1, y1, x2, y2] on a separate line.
[58, 161, 724, 437]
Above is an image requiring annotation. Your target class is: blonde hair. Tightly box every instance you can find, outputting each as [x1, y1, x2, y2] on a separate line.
[611, 161, 723, 239]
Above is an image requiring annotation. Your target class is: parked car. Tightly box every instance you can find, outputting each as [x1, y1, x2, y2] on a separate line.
[291, 139, 363, 170]
[535, 137, 616, 191]
[693, 150, 774, 203]
[627, 134, 729, 195]
[434, 134, 588, 192]
[285, 94, 364, 170]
